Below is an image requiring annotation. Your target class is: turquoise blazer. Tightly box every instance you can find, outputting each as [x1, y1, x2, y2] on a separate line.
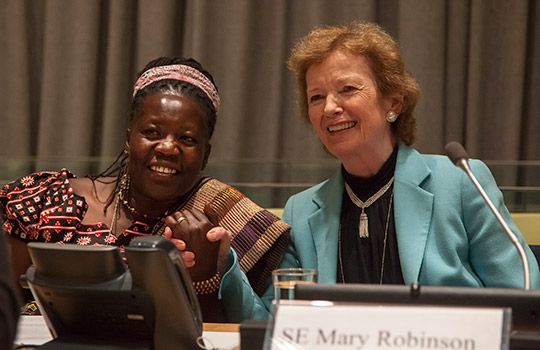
[221, 144, 540, 321]
[279, 144, 540, 288]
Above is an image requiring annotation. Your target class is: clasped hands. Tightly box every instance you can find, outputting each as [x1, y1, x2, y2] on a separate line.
[162, 203, 232, 282]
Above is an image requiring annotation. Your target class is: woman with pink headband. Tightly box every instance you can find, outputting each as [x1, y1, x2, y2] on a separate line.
[1, 56, 290, 322]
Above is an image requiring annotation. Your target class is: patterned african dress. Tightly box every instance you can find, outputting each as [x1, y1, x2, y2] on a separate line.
[0, 169, 290, 295]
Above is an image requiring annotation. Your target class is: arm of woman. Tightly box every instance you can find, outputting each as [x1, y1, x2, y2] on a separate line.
[164, 223, 271, 321]
[163, 203, 233, 321]
[220, 195, 304, 321]
[163, 204, 274, 322]
[219, 251, 272, 321]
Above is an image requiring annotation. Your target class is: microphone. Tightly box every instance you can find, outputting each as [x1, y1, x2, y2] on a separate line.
[445, 141, 531, 290]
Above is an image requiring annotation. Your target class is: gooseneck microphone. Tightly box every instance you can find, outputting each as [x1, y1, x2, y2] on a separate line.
[445, 141, 531, 290]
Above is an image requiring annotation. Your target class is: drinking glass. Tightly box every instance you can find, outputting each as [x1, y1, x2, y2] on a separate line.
[272, 268, 317, 301]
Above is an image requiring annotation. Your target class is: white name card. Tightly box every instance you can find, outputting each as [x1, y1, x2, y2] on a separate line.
[268, 301, 510, 350]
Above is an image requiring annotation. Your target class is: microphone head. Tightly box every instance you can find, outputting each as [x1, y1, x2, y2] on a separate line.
[445, 141, 469, 166]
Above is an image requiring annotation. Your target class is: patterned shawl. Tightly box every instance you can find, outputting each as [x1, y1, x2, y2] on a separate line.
[178, 176, 290, 295]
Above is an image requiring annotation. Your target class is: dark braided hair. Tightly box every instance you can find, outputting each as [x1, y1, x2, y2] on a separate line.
[91, 57, 219, 215]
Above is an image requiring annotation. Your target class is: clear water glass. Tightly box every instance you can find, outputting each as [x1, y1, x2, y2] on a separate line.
[272, 268, 317, 301]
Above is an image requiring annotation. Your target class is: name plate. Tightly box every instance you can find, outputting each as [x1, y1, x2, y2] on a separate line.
[267, 301, 510, 350]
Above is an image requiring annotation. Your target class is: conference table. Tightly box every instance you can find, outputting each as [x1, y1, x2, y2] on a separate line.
[13, 310, 540, 350]
[14, 316, 241, 349]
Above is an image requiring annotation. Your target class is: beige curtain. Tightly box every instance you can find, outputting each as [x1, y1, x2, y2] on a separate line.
[1, 0, 539, 205]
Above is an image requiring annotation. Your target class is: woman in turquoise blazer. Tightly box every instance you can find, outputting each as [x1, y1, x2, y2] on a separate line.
[279, 143, 540, 288]
[219, 21, 539, 322]
[219, 142, 540, 321]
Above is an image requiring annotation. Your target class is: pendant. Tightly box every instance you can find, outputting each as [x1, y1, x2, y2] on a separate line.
[359, 211, 369, 238]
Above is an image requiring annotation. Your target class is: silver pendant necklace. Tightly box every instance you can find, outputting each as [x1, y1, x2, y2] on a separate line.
[344, 176, 394, 238]
[338, 190, 394, 284]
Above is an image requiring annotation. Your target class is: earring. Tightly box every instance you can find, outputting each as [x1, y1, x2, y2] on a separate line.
[119, 173, 130, 197]
[386, 111, 398, 123]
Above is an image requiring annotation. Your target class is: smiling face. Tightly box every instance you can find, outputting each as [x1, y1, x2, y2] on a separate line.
[306, 50, 401, 176]
[126, 93, 211, 213]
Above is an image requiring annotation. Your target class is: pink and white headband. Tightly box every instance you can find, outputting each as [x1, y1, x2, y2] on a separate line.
[133, 64, 220, 112]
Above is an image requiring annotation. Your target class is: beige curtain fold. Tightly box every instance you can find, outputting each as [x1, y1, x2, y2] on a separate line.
[1, 0, 539, 202]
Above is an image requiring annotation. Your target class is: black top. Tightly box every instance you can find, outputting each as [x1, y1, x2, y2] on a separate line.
[337, 147, 405, 285]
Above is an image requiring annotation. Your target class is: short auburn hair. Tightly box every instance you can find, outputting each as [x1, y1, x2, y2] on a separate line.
[287, 21, 420, 146]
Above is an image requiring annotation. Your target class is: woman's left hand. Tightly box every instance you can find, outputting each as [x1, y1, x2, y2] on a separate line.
[163, 203, 231, 281]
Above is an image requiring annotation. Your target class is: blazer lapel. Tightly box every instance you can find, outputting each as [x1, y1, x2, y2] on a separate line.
[306, 146, 435, 285]
[394, 145, 434, 284]
[308, 171, 343, 283]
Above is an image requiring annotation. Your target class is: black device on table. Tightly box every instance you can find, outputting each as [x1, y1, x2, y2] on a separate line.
[21, 236, 203, 350]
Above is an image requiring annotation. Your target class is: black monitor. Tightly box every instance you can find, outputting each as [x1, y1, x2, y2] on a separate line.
[295, 283, 540, 332]
[23, 236, 203, 350]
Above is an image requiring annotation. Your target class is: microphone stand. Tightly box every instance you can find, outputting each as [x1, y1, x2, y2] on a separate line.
[455, 157, 531, 290]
